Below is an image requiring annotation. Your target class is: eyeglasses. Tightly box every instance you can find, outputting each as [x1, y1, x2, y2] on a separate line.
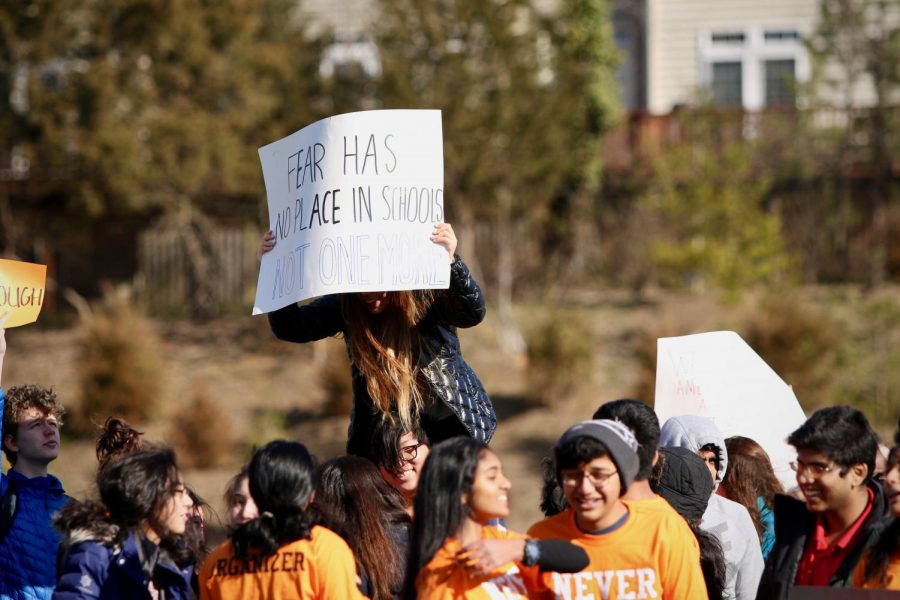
[400, 442, 426, 462]
[560, 469, 618, 488]
[790, 460, 837, 477]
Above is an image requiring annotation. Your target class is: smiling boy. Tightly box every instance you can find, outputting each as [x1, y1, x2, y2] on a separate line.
[528, 419, 708, 599]
[757, 405, 887, 599]
[0, 324, 69, 600]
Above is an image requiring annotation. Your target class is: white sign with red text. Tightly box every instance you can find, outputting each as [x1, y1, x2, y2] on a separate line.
[655, 331, 807, 490]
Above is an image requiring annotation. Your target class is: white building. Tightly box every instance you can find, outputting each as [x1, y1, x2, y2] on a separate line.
[302, 0, 895, 115]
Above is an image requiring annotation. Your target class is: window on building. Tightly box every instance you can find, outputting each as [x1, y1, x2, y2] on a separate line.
[699, 27, 807, 111]
[614, 13, 642, 110]
[764, 59, 796, 107]
[764, 30, 799, 42]
[712, 61, 743, 107]
[711, 32, 746, 44]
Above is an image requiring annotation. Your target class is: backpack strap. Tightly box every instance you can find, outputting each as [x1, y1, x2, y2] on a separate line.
[0, 477, 19, 545]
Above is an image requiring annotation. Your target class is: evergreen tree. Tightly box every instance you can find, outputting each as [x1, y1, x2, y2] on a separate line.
[1, 0, 326, 311]
[806, 0, 900, 285]
[374, 0, 619, 349]
[637, 111, 794, 300]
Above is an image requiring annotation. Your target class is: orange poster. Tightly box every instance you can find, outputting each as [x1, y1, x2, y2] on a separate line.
[0, 259, 47, 327]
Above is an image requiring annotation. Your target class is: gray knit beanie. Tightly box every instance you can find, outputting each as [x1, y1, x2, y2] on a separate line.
[556, 419, 641, 490]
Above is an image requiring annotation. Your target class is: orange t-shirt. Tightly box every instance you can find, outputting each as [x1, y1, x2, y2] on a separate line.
[199, 525, 365, 600]
[852, 550, 900, 590]
[416, 526, 541, 599]
[527, 502, 707, 600]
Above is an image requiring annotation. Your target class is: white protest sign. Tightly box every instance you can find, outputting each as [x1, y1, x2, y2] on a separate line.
[253, 109, 449, 315]
[655, 331, 807, 490]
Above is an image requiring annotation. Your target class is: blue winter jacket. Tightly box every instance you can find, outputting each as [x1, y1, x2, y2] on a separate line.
[54, 530, 192, 600]
[0, 390, 69, 600]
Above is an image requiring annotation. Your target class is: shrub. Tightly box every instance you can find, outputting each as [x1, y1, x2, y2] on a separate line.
[525, 311, 593, 405]
[69, 286, 162, 437]
[242, 408, 288, 457]
[637, 112, 795, 301]
[826, 294, 900, 434]
[169, 380, 232, 469]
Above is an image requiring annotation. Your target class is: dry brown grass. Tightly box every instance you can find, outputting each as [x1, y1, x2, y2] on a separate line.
[169, 379, 233, 469]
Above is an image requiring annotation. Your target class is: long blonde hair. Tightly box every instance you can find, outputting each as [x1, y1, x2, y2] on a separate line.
[341, 290, 435, 432]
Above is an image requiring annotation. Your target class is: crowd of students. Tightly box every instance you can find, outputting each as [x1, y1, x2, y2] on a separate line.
[1, 230, 899, 598]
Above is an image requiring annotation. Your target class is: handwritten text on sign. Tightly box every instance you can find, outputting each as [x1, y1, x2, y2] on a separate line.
[0, 259, 47, 328]
[253, 110, 448, 315]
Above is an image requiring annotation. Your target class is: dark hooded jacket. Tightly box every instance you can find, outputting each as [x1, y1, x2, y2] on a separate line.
[53, 514, 192, 600]
[659, 414, 764, 600]
[268, 255, 495, 455]
[756, 480, 887, 600]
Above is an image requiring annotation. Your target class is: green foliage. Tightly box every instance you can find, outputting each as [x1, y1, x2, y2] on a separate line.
[71, 286, 162, 437]
[545, 0, 620, 188]
[525, 311, 594, 405]
[1, 0, 324, 230]
[827, 293, 900, 434]
[803, 0, 900, 285]
[169, 379, 232, 468]
[374, 0, 619, 279]
[637, 114, 795, 300]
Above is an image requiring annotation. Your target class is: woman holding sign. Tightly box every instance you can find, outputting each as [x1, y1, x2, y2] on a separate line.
[259, 223, 496, 457]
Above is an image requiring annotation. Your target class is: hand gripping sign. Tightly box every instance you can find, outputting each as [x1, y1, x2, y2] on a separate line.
[655, 331, 807, 490]
[0, 259, 47, 328]
[253, 110, 449, 315]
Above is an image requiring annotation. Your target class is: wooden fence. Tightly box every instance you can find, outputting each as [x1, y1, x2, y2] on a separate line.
[137, 228, 258, 314]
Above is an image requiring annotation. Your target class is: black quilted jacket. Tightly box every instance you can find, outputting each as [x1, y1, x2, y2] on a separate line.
[267, 255, 496, 454]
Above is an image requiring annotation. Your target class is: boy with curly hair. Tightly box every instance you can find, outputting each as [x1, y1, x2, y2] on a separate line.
[0, 322, 69, 600]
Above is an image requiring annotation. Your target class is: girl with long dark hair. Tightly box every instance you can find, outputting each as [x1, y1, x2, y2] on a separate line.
[314, 455, 411, 599]
[719, 436, 784, 561]
[54, 446, 195, 599]
[93, 415, 209, 587]
[853, 425, 900, 590]
[259, 224, 495, 456]
[199, 440, 364, 599]
[405, 437, 587, 599]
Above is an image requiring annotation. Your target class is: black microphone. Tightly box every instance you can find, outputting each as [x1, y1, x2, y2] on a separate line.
[535, 539, 590, 573]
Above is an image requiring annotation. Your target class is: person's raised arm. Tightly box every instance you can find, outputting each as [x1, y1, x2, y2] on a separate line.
[267, 296, 344, 343]
[428, 223, 486, 328]
[257, 230, 345, 342]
